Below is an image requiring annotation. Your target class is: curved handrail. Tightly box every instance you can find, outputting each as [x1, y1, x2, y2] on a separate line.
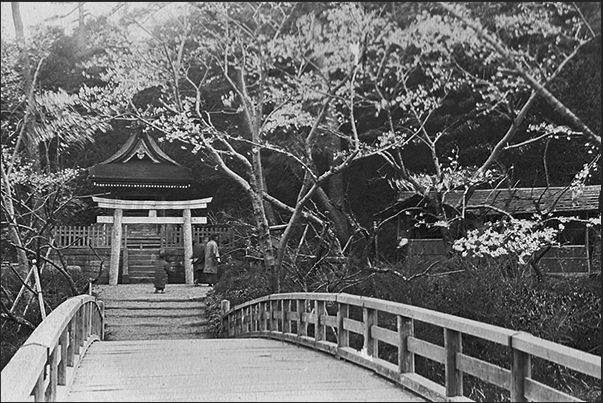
[1, 295, 105, 402]
[220, 292, 600, 402]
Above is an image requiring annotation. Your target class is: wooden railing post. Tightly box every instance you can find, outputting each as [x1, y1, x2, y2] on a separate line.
[259, 301, 267, 332]
[245, 306, 251, 333]
[444, 328, 463, 397]
[73, 310, 82, 354]
[58, 329, 68, 386]
[99, 301, 105, 340]
[220, 300, 230, 337]
[511, 332, 532, 402]
[337, 302, 349, 349]
[315, 300, 326, 342]
[282, 299, 291, 334]
[297, 299, 307, 338]
[363, 307, 377, 357]
[46, 348, 59, 401]
[238, 309, 243, 335]
[67, 317, 76, 367]
[397, 315, 414, 374]
[34, 372, 44, 402]
[87, 303, 92, 339]
[271, 299, 279, 332]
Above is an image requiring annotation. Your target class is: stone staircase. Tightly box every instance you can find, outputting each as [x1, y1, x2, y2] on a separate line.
[126, 223, 162, 249]
[126, 249, 158, 283]
[94, 284, 213, 341]
[124, 224, 162, 283]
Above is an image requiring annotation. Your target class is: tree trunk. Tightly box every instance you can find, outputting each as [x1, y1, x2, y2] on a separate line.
[314, 187, 350, 245]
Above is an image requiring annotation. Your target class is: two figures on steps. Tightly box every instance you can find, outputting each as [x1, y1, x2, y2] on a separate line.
[153, 235, 221, 293]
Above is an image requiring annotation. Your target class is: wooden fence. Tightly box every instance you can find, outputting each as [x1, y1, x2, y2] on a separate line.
[54, 224, 234, 249]
[221, 293, 600, 402]
[1, 295, 105, 402]
[54, 225, 111, 248]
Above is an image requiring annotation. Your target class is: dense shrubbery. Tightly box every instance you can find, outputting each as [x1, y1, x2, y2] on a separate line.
[204, 251, 273, 336]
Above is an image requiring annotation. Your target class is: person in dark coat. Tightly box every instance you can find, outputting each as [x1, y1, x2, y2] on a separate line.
[191, 239, 206, 286]
[153, 252, 171, 293]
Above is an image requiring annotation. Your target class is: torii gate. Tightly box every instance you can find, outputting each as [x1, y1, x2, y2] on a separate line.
[92, 196, 212, 285]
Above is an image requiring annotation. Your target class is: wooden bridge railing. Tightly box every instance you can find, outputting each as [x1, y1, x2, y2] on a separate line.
[220, 293, 600, 402]
[1, 295, 105, 402]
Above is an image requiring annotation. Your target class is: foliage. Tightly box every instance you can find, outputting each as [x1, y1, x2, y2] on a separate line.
[453, 218, 561, 264]
[346, 255, 601, 401]
[204, 252, 273, 336]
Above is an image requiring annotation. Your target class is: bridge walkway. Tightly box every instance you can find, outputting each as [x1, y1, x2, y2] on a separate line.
[65, 338, 426, 402]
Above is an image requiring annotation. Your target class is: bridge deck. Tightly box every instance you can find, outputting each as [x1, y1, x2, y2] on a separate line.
[65, 338, 426, 402]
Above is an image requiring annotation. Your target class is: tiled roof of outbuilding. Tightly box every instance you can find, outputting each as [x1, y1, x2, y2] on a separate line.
[393, 185, 600, 216]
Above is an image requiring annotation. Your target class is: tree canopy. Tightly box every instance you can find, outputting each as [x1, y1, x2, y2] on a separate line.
[1, 2, 601, 292]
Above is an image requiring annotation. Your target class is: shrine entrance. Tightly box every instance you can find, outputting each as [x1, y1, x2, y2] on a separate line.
[93, 197, 212, 285]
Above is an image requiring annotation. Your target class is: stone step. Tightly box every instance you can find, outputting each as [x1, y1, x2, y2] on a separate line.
[103, 328, 211, 341]
[109, 310, 205, 318]
[102, 296, 206, 303]
[105, 301, 205, 310]
[94, 284, 212, 341]
[127, 267, 155, 272]
[107, 318, 208, 327]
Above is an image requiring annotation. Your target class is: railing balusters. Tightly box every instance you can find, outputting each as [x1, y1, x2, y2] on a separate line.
[67, 318, 75, 367]
[363, 307, 377, 357]
[47, 348, 59, 401]
[397, 315, 414, 374]
[297, 299, 306, 338]
[58, 329, 68, 386]
[444, 328, 463, 397]
[270, 299, 279, 332]
[315, 300, 326, 342]
[245, 306, 251, 333]
[74, 310, 82, 354]
[337, 302, 349, 349]
[511, 346, 532, 402]
[34, 371, 44, 402]
[282, 299, 291, 334]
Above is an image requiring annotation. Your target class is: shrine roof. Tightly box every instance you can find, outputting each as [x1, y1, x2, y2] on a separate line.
[88, 132, 193, 188]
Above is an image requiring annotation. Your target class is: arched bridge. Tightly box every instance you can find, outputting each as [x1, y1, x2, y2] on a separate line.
[1, 292, 600, 402]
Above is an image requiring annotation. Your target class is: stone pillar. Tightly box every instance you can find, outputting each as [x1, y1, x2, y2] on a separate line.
[183, 208, 194, 284]
[109, 208, 123, 285]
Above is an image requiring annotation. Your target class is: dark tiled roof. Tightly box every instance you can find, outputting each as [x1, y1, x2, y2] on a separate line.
[395, 185, 600, 215]
[88, 132, 193, 186]
[89, 161, 193, 185]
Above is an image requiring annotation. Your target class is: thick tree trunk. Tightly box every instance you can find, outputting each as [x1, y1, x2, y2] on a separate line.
[323, 134, 351, 244]
[314, 187, 350, 245]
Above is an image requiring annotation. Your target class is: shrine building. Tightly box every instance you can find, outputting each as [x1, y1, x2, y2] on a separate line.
[54, 132, 229, 285]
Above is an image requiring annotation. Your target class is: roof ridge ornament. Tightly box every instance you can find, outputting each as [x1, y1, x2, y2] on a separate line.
[122, 142, 161, 163]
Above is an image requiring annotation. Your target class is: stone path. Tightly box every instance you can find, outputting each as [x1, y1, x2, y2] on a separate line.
[93, 284, 213, 341]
